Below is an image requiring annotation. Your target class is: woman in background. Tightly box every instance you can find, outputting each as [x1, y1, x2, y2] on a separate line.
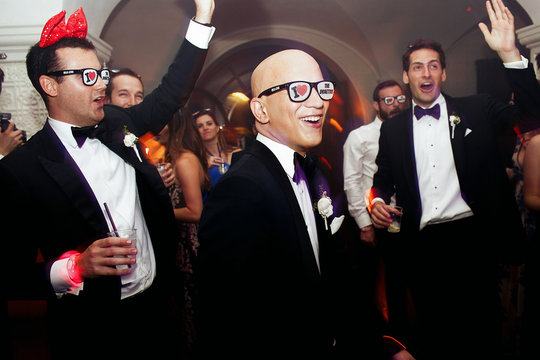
[162, 108, 210, 358]
[193, 108, 241, 191]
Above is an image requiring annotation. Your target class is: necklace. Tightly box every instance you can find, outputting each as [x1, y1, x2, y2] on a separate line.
[205, 143, 222, 158]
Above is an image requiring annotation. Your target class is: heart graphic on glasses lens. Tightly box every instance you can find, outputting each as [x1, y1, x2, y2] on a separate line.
[296, 84, 308, 97]
[88, 72, 96, 81]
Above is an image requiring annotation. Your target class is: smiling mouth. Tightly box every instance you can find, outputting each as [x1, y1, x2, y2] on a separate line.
[300, 115, 322, 124]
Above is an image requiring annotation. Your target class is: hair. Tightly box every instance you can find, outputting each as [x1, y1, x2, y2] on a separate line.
[402, 38, 446, 72]
[105, 67, 143, 98]
[166, 108, 210, 191]
[26, 37, 96, 107]
[372, 80, 402, 102]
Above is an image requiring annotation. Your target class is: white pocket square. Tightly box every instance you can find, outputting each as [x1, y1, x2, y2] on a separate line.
[465, 128, 472, 137]
[330, 215, 344, 235]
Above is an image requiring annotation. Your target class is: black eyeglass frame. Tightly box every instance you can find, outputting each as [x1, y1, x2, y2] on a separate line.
[46, 68, 110, 86]
[257, 80, 335, 103]
[378, 95, 407, 105]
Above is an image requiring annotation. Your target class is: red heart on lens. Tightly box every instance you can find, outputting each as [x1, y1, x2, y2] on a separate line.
[296, 84, 308, 96]
[88, 72, 96, 81]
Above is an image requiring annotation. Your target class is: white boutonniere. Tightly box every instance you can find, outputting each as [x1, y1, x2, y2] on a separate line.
[314, 187, 344, 234]
[449, 113, 461, 139]
[123, 125, 138, 147]
[123, 125, 142, 162]
[317, 191, 334, 230]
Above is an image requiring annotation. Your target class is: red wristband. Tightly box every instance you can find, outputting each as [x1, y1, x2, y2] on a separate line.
[67, 253, 83, 284]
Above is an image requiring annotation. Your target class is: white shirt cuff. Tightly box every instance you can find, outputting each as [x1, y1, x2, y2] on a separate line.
[50, 258, 84, 297]
[370, 197, 385, 207]
[503, 55, 529, 69]
[185, 18, 215, 49]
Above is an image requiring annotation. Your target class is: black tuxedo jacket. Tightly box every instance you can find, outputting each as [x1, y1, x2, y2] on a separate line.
[196, 140, 388, 359]
[372, 65, 540, 264]
[0, 39, 207, 305]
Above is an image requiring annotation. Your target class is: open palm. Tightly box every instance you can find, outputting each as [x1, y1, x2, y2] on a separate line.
[478, 0, 521, 62]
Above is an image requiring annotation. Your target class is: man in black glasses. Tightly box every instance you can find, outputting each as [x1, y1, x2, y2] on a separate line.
[196, 49, 414, 359]
[0, 0, 214, 357]
[369, 1, 540, 359]
[343, 80, 406, 245]
[343, 80, 410, 348]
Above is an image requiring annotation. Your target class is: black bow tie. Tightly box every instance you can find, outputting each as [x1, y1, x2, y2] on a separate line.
[71, 123, 104, 147]
[414, 103, 440, 120]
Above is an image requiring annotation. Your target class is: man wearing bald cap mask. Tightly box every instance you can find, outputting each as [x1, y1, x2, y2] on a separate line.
[196, 50, 414, 359]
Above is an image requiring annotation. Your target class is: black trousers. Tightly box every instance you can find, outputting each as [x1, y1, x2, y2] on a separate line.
[48, 284, 178, 360]
[401, 217, 503, 360]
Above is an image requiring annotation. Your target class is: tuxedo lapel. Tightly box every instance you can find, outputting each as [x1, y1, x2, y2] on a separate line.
[403, 109, 421, 201]
[445, 96, 468, 187]
[98, 120, 168, 205]
[38, 122, 108, 234]
[98, 121, 140, 167]
[248, 141, 320, 278]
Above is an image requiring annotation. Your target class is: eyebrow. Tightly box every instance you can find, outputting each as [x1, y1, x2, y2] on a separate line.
[117, 88, 144, 94]
[411, 59, 440, 66]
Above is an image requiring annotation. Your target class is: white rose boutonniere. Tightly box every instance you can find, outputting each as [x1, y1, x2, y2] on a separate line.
[123, 125, 142, 162]
[317, 191, 334, 230]
[449, 113, 461, 139]
[123, 125, 138, 147]
[314, 188, 344, 234]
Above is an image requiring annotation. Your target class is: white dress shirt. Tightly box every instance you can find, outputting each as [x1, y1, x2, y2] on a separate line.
[48, 118, 156, 299]
[343, 117, 395, 229]
[256, 133, 320, 271]
[49, 18, 215, 298]
[412, 95, 473, 230]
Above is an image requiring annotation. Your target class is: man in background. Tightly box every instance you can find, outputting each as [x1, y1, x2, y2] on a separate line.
[105, 67, 175, 185]
[344, 80, 406, 244]
[104, 67, 144, 109]
[343, 79, 410, 344]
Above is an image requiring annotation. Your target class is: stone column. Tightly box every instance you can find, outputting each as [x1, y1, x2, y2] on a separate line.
[517, 24, 540, 79]
[517, 0, 540, 78]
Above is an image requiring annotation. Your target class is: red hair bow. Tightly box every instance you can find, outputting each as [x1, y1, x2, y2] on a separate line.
[39, 7, 87, 48]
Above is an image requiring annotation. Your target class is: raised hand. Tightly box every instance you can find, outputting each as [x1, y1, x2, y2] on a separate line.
[478, 0, 521, 63]
[194, 0, 215, 24]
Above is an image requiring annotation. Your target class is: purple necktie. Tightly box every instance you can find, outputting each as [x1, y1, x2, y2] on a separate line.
[293, 152, 308, 185]
[414, 103, 440, 120]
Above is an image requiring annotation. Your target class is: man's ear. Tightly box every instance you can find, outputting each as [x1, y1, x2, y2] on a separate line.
[250, 98, 269, 125]
[39, 75, 58, 97]
[373, 100, 380, 114]
[402, 70, 410, 85]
